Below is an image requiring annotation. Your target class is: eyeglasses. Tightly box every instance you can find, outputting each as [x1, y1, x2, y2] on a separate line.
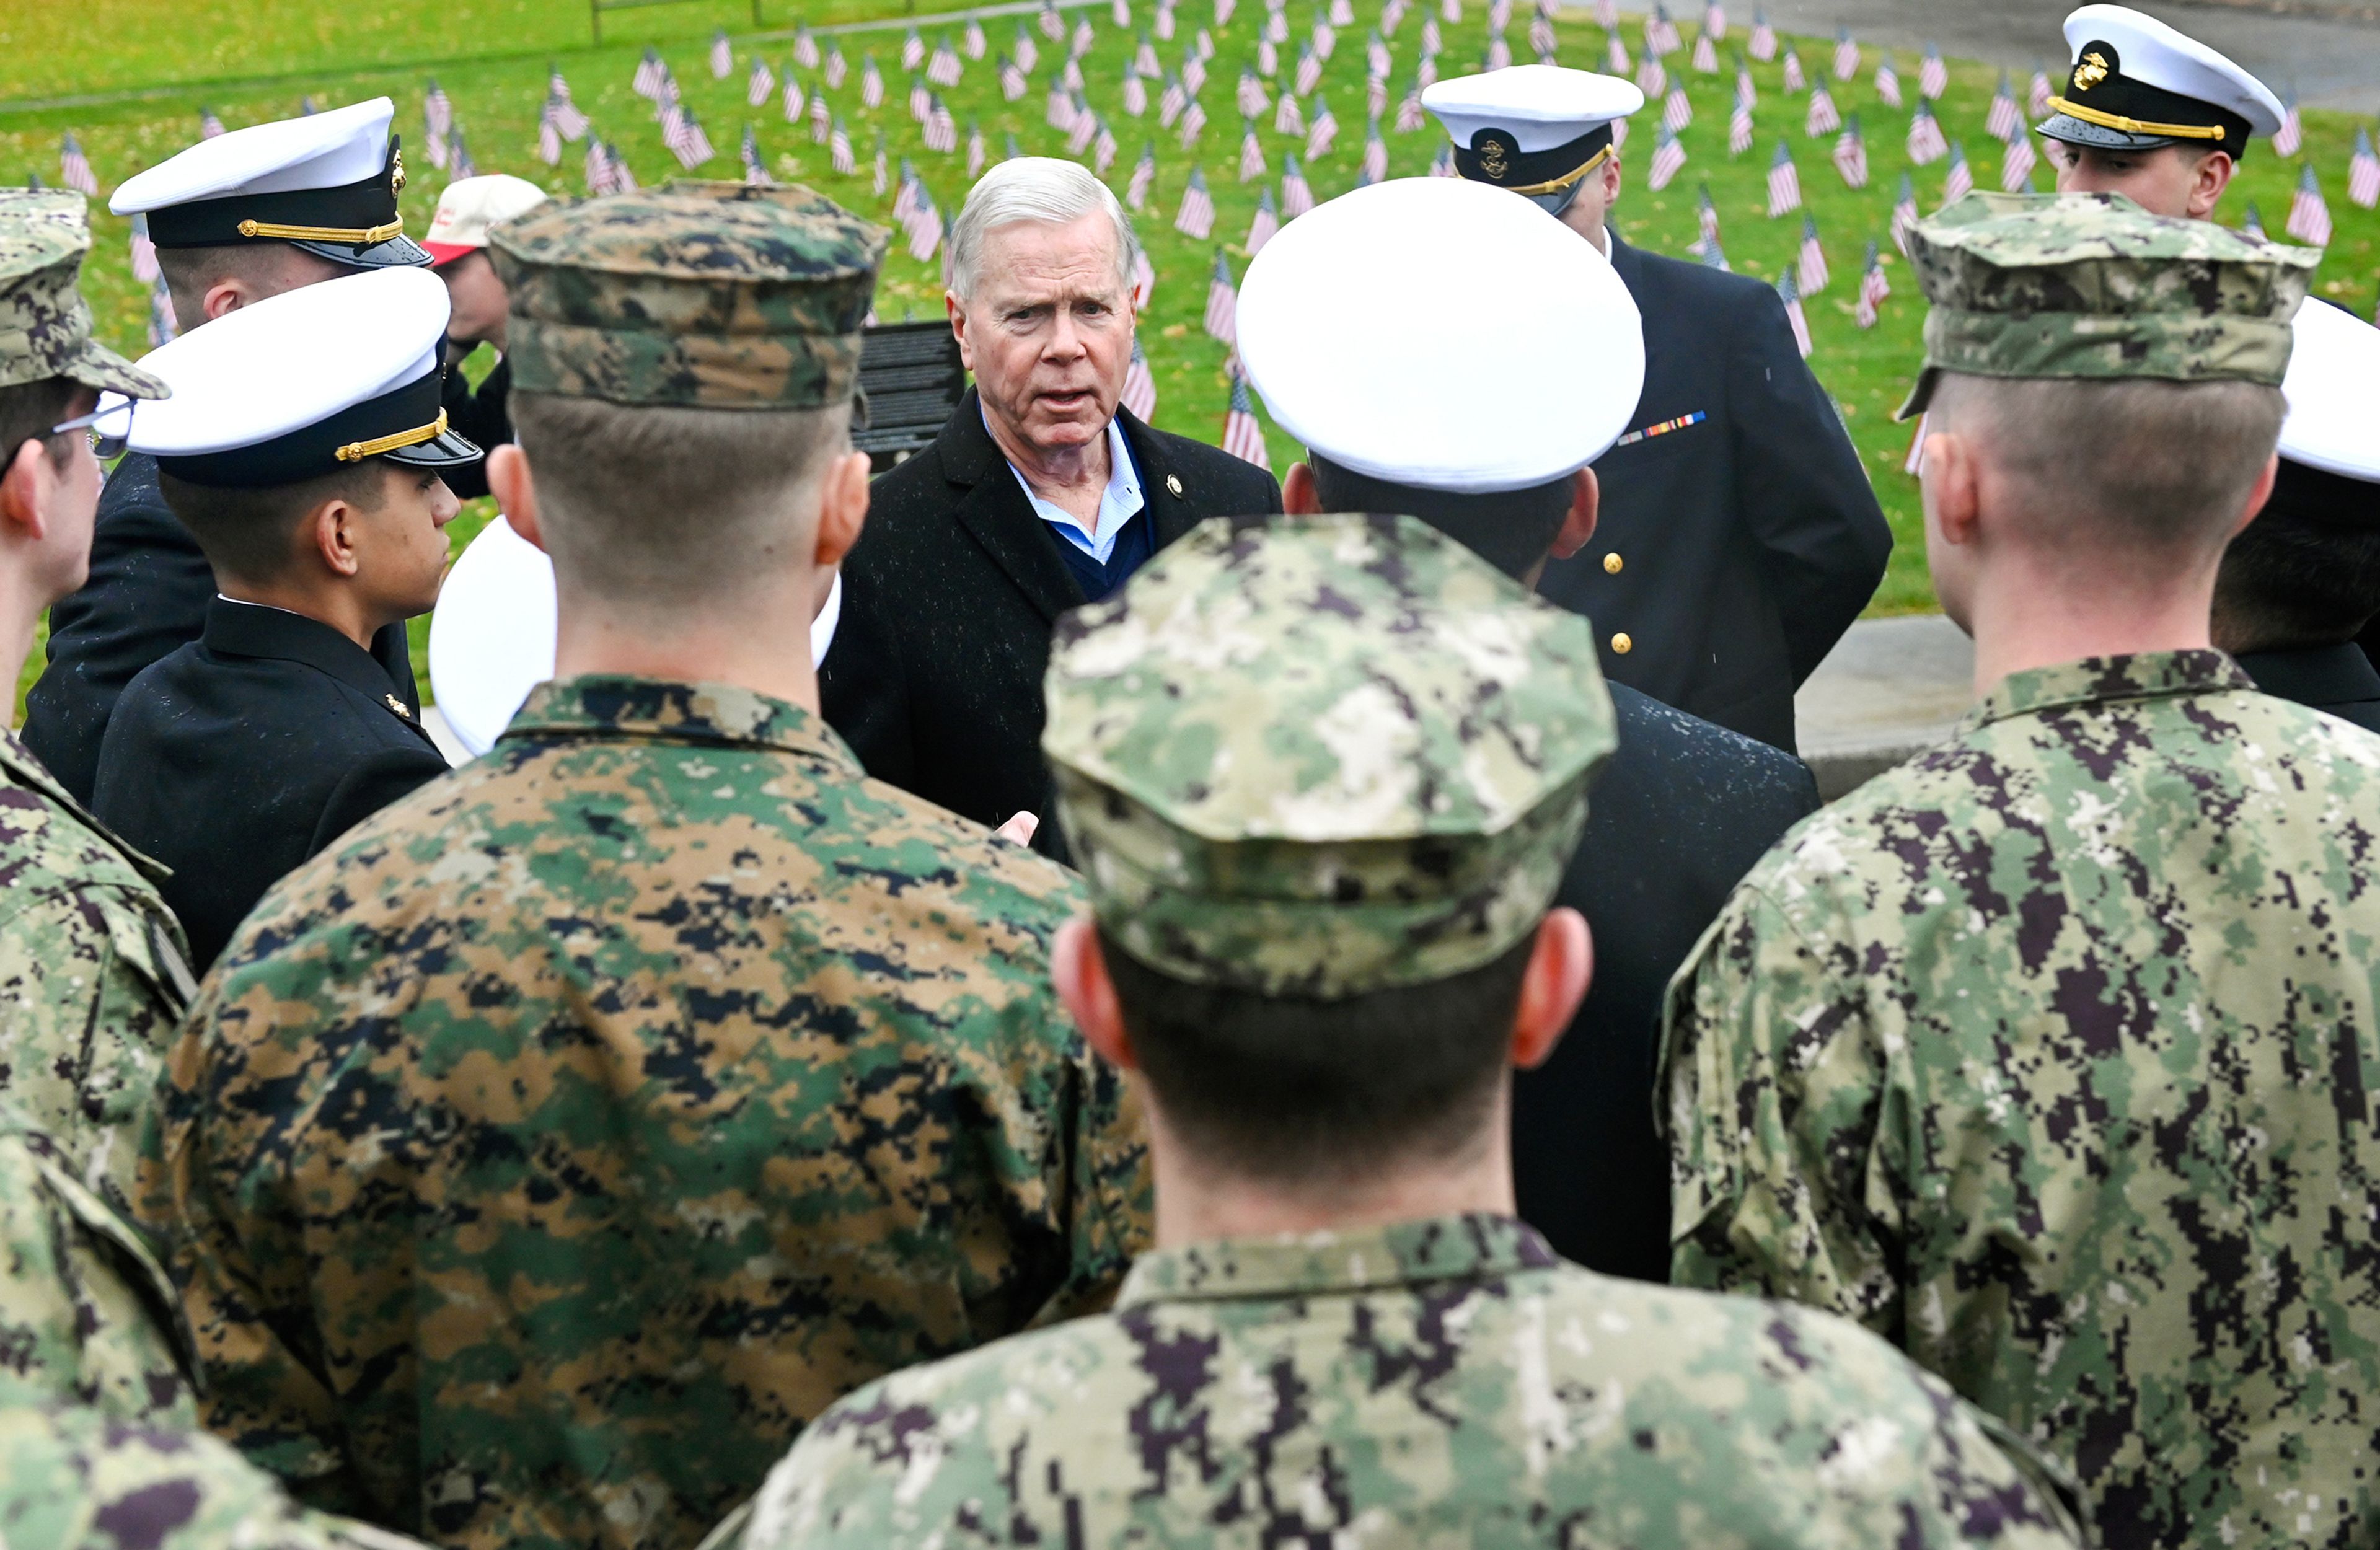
[51, 403, 131, 462]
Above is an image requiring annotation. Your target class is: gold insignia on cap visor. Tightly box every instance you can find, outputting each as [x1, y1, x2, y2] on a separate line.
[2072, 50, 2111, 90]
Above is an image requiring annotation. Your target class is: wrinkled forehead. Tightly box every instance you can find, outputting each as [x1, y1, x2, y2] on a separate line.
[974, 213, 1128, 297]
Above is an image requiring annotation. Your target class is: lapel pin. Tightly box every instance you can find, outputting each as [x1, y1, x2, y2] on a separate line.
[1165, 474, 1184, 497]
[384, 694, 414, 721]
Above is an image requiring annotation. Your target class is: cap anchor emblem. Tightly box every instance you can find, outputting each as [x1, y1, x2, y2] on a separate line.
[392, 148, 407, 193]
[2071, 50, 2110, 90]
[1479, 138, 1510, 178]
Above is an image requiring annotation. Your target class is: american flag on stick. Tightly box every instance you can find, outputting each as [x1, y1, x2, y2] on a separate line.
[1283, 152, 1315, 214]
[1295, 44, 1323, 94]
[1132, 242, 1156, 307]
[1421, 11, 1440, 52]
[1688, 180, 1720, 253]
[633, 50, 668, 98]
[1748, 8, 1774, 60]
[1127, 141, 1158, 206]
[1701, 236, 1729, 271]
[1906, 100, 1947, 164]
[1798, 213, 1828, 293]
[1833, 114, 1867, 187]
[1183, 49, 1207, 95]
[2288, 163, 2332, 244]
[585, 135, 615, 193]
[539, 107, 563, 165]
[830, 117, 855, 174]
[1367, 72, 1388, 118]
[1532, 14, 1557, 59]
[58, 134, 96, 196]
[1918, 45, 1947, 100]
[1854, 240, 1888, 328]
[1776, 270, 1812, 356]
[1605, 33, 1630, 75]
[549, 69, 590, 138]
[2241, 200, 2268, 241]
[1274, 89, 1304, 136]
[1780, 46, 1803, 92]
[1240, 120, 1268, 178]
[1985, 71, 2019, 142]
[1307, 95, 1338, 157]
[1664, 83, 1693, 131]
[872, 134, 889, 195]
[1121, 338, 1157, 420]
[449, 126, 477, 180]
[1222, 373, 1270, 472]
[1218, 0, 1239, 31]
[929, 95, 960, 152]
[2027, 64, 2052, 119]
[610, 143, 638, 190]
[1636, 55, 1666, 98]
[1872, 55, 1900, 107]
[1248, 186, 1281, 250]
[1179, 95, 1209, 146]
[711, 30, 734, 79]
[2274, 94, 2303, 157]
[969, 120, 988, 175]
[824, 45, 847, 88]
[931, 37, 963, 86]
[1331, 0, 1355, 29]
[130, 214, 160, 283]
[1065, 97, 1097, 151]
[742, 125, 770, 183]
[1804, 84, 1838, 137]
[1594, 0, 1616, 26]
[1766, 139, 1800, 214]
[1363, 117, 1388, 179]
[1429, 141, 1457, 175]
[2000, 133, 2035, 192]
[1176, 166, 1216, 237]
[749, 56, 776, 107]
[1647, 4, 1680, 56]
[1045, 0, 1068, 40]
[1414, 45, 1434, 88]
[812, 93, 832, 142]
[793, 27, 820, 68]
[1153, 0, 1175, 40]
[1729, 88, 1754, 154]
[148, 277, 178, 347]
[1647, 123, 1687, 189]
[963, 17, 986, 58]
[1074, 14, 1098, 55]
[782, 74, 806, 124]
[1397, 80, 1425, 130]
[906, 187, 942, 262]
[1115, 0, 1134, 24]
[1241, 68, 1270, 115]
[196, 106, 225, 138]
[2351, 127, 2380, 209]
[1204, 249, 1239, 341]
[1313, 15, 1338, 58]
[1161, 72, 1189, 125]
[861, 56, 884, 107]
[1890, 171, 1918, 252]
[1941, 139, 1973, 203]
[1831, 29, 1858, 81]
[1094, 117, 1120, 172]
[1051, 79, 1078, 130]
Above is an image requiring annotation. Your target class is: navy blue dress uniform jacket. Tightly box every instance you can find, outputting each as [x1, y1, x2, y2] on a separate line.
[1516, 684, 1820, 1280]
[2239, 643, 2380, 736]
[90, 597, 451, 972]
[1535, 231, 1892, 752]
[820, 389, 1282, 860]
[23, 452, 420, 807]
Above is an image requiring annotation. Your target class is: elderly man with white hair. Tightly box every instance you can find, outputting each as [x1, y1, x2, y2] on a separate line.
[819, 157, 1280, 857]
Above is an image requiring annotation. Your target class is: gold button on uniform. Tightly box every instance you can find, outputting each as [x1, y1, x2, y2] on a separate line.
[1602, 552, 1623, 574]
[1611, 632, 1633, 655]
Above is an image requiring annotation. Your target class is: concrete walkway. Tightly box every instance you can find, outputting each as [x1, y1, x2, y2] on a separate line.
[1794, 613, 1973, 798]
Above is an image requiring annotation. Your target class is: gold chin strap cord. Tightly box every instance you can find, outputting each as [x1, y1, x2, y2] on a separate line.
[236, 218, 407, 244]
[336, 409, 448, 463]
[2044, 97, 2226, 141]
[1502, 144, 1615, 197]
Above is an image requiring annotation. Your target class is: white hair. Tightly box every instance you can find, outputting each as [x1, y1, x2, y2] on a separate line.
[946, 156, 1142, 300]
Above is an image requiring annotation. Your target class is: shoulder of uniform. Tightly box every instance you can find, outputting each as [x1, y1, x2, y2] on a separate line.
[0, 778, 164, 921]
[847, 770, 1090, 912]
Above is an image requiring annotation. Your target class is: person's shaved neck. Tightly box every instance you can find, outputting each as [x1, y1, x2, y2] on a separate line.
[159, 242, 348, 330]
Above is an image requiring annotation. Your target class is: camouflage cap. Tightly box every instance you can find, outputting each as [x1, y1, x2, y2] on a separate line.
[488, 180, 886, 410]
[1043, 513, 1617, 1000]
[1897, 190, 2317, 419]
[0, 190, 169, 399]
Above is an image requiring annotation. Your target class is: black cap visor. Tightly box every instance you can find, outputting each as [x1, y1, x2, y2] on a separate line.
[383, 424, 484, 471]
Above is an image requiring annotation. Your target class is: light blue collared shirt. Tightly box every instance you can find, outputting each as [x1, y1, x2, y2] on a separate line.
[992, 409, 1145, 567]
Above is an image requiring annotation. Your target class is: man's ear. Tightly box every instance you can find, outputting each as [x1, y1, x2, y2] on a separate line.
[1549, 467, 1598, 559]
[1601, 150, 1624, 206]
[1919, 424, 1982, 548]
[2187, 150, 2236, 220]
[1282, 460, 1320, 515]
[312, 493, 364, 578]
[946, 289, 975, 375]
[814, 447, 873, 570]
[1053, 916, 1139, 1072]
[0, 438, 58, 542]
[201, 276, 259, 323]
[1510, 907, 1591, 1071]
[487, 445, 544, 552]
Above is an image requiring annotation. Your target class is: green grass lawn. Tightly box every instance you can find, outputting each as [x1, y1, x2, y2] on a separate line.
[6, 0, 2376, 708]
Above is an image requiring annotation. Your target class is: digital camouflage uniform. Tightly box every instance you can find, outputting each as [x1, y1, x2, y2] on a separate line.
[1664, 195, 2380, 1549]
[0, 191, 192, 1214]
[0, 1404, 432, 1550]
[139, 184, 1150, 1550]
[712, 515, 2085, 1550]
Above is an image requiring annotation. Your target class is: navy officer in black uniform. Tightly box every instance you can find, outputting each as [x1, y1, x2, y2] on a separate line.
[2214, 300, 2380, 735]
[1423, 66, 1890, 754]
[24, 97, 430, 806]
[90, 265, 474, 969]
[1238, 173, 1820, 1280]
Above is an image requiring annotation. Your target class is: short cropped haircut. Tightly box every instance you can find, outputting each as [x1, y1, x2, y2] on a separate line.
[946, 157, 1142, 301]
[2215, 461, 2380, 651]
[156, 242, 340, 332]
[1099, 924, 1535, 1182]
[0, 376, 86, 475]
[1926, 372, 2285, 558]
[1309, 454, 1573, 583]
[507, 390, 850, 608]
[158, 463, 391, 585]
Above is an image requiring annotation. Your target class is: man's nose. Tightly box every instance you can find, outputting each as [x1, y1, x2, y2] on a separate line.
[1044, 309, 1086, 358]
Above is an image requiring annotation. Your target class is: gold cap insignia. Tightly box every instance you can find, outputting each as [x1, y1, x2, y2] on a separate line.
[391, 148, 407, 193]
[2072, 50, 2110, 92]
[1479, 138, 1510, 179]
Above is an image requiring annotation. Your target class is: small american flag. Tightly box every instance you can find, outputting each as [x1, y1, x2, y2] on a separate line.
[812, 94, 832, 143]
[1765, 138, 1800, 215]
[1890, 171, 1918, 253]
[782, 74, 806, 125]
[2289, 164, 2333, 244]
[586, 135, 615, 193]
[861, 56, 884, 108]
[1831, 29, 1857, 81]
[1647, 124, 1687, 189]
[610, 143, 638, 191]
[1941, 139, 1972, 203]
[1367, 72, 1388, 119]
[450, 128, 477, 181]
[1689, 180, 1720, 252]
[1611, 115, 1628, 151]
[2241, 200, 2268, 241]
[1238, 120, 1268, 179]
[1276, 90, 1305, 135]
[1636, 55, 1666, 99]
[1691, 29, 1717, 73]
[2028, 64, 2052, 118]
[1487, 30, 1512, 69]
[1008, 131, 1025, 162]
[1872, 55, 1900, 107]
[2000, 133, 2035, 192]
[1094, 117, 1120, 173]
[1530, 14, 1556, 60]
[1804, 83, 1838, 137]
[1180, 95, 1209, 146]
[743, 125, 770, 183]
[1833, 115, 1867, 187]
[873, 134, 889, 195]
[1127, 142, 1158, 206]
[1798, 213, 1828, 293]
[1153, 0, 1175, 40]
[1605, 33, 1629, 75]
[426, 77, 453, 135]
[1283, 152, 1315, 214]
[1307, 95, 1339, 157]
[1222, 373, 1270, 472]
[539, 108, 563, 166]
[1051, 79, 1079, 130]
[1313, 15, 1338, 58]
[1362, 117, 1388, 179]
[58, 134, 96, 196]
[1204, 249, 1239, 341]
[916, 75, 938, 123]
[549, 70, 591, 139]
[1331, 0, 1355, 28]
[1414, 46, 1434, 88]
[1016, 56, 1044, 103]
[1161, 72, 1189, 125]
[1422, 12, 1441, 51]
[1295, 43, 1323, 94]
[824, 45, 848, 89]
[969, 120, 988, 175]
[906, 187, 941, 262]
[1664, 83, 1693, 131]
[1780, 46, 1803, 93]
[1132, 243, 1156, 307]
[634, 50, 668, 98]
[1045, 0, 1068, 40]
[666, 110, 715, 169]
[1117, 61, 1144, 115]
[1647, 4, 1679, 55]
[1122, 338, 1157, 420]
[902, 27, 927, 70]
[1734, 55, 1756, 106]
[749, 56, 777, 107]
[130, 214, 160, 283]
[1776, 270, 1811, 357]
[794, 27, 821, 68]
[1729, 88, 1754, 154]
[1383, 0, 1407, 33]
[1015, 22, 1039, 72]
[2274, 95, 2303, 158]
[1701, 236, 1729, 271]
[148, 276, 178, 347]
[1183, 50, 1207, 95]
[2351, 127, 2380, 209]
[1219, 0, 1239, 30]
[1241, 68, 1270, 116]
[711, 30, 734, 79]
[1429, 141, 1456, 175]
[831, 118, 855, 174]
[1854, 240, 1888, 328]
[1177, 166, 1217, 237]
[930, 95, 960, 152]
[1248, 186, 1281, 250]
[1986, 71, 2019, 143]
[1748, 8, 1774, 61]
[1918, 45, 1947, 100]
[1075, 14, 1099, 55]
[1371, 27, 1394, 77]
[1704, 0, 1726, 35]
[1907, 100, 1947, 165]
[1397, 80, 1424, 131]
[1266, 8, 1288, 50]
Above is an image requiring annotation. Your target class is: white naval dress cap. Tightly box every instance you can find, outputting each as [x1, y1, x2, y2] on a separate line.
[110, 97, 429, 268]
[109, 266, 479, 487]
[2040, 6, 2282, 158]
[1423, 66, 1644, 209]
[2278, 300, 2380, 485]
[1237, 176, 1644, 493]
